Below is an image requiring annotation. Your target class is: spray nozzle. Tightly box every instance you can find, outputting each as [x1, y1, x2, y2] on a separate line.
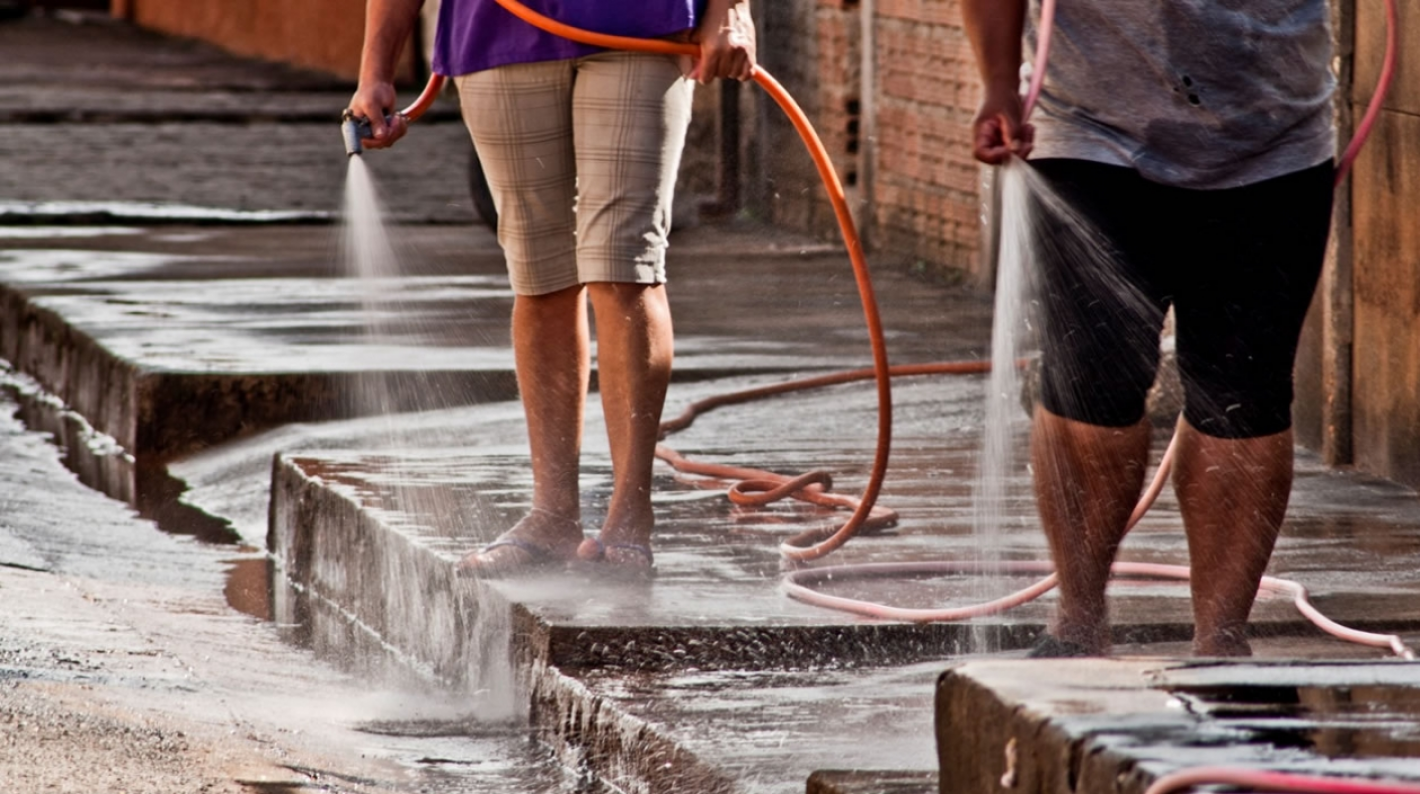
[341, 109, 374, 157]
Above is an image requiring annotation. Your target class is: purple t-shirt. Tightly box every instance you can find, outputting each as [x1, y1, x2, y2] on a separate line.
[433, 0, 702, 77]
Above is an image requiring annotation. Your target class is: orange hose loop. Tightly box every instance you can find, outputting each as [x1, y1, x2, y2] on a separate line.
[400, 74, 446, 123]
[728, 472, 833, 505]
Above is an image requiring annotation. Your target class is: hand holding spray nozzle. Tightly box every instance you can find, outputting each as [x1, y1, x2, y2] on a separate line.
[341, 75, 449, 156]
[341, 108, 386, 157]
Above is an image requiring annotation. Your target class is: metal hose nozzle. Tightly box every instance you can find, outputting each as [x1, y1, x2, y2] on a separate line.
[341, 109, 372, 156]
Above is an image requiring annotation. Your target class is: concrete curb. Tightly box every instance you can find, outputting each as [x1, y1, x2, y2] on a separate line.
[269, 451, 741, 792]
[935, 660, 1420, 794]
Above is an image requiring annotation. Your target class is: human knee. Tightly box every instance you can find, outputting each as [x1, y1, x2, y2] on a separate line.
[1179, 367, 1293, 440]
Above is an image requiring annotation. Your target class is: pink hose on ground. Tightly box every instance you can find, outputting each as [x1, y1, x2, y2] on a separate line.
[1145, 768, 1420, 794]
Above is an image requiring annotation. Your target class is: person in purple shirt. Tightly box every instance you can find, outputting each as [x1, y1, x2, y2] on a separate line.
[349, 0, 755, 577]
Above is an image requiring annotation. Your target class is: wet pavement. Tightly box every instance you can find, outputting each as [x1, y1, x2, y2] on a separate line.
[0, 388, 584, 794]
[0, 14, 470, 225]
[938, 658, 1420, 794]
[2, 9, 1419, 794]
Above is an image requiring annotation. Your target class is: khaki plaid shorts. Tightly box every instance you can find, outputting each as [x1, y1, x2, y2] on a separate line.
[455, 52, 694, 296]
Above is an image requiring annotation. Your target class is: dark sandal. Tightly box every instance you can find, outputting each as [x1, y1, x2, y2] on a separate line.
[455, 510, 582, 578]
[1025, 634, 1094, 658]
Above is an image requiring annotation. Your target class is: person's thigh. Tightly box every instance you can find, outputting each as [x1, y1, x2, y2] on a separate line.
[1171, 161, 1334, 439]
[1030, 159, 1172, 427]
[456, 62, 579, 296]
[571, 51, 693, 285]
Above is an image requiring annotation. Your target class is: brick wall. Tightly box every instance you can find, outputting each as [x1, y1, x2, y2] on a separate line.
[872, 1, 982, 277]
[753, 0, 985, 280]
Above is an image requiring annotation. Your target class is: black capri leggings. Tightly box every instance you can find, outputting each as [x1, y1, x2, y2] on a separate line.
[1030, 158, 1334, 439]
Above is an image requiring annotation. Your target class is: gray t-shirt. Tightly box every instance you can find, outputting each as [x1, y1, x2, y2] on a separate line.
[1027, 0, 1336, 189]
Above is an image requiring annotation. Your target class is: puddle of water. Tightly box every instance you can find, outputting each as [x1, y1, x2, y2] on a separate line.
[1169, 683, 1420, 759]
[0, 200, 329, 224]
[0, 248, 194, 282]
[0, 226, 141, 238]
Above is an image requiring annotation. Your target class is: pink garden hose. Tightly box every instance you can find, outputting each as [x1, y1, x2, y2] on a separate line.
[1146, 768, 1420, 794]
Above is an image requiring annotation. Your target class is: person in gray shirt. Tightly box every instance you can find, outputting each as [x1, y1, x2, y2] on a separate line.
[964, 0, 1336, 657]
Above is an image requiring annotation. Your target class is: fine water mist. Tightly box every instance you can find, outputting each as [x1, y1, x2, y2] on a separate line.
[968, 160, 1040, 653]
[337, 155, 521, 721]
[969, 158, 1166, 654]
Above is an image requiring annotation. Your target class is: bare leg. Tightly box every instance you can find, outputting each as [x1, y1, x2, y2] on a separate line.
[457, 285, 588, 573]
[1173, 420, 1292, 656]
[579, 282, 674, 565]
[1031, 407, 1152, 654]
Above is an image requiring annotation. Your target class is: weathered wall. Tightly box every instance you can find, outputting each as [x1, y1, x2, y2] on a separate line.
[1347, 0, 1420, 487]
[112, 0, 399, 82]
[1297, 0, 1420, 488]
[753, 0, 985, 280]
[1293, 0, 1358, 461]
[872, 0, 982, 278]
[753, 0, 848, 234]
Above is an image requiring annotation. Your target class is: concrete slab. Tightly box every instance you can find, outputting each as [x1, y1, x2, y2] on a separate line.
[7, 211, 1419, 793]
[0, 388, 582, 794]
[1351, 109, 1420, 490]
[807, 771, 938, 794]
[263, 364, 1420, 791]
[532, 662, 944, 794]
[936, 658, 1420, 794]
[0, 223, 953, 467]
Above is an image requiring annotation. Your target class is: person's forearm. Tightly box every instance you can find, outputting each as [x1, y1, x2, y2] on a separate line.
[961, 0, 1025, 93]
[359, 0, 425, 86]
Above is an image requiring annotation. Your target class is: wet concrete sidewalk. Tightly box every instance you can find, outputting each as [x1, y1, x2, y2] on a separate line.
[0, 13, 472, 225]
[2, 9, 1420, 794]
[4, 214, 1420, 793]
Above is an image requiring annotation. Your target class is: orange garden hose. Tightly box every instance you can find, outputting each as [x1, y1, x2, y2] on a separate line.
[396, 72, 446, 123]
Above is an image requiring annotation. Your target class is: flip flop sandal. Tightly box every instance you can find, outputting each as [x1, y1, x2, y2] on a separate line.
[456, 537, 566, 579]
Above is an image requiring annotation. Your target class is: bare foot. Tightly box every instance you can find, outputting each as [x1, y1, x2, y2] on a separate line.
[456, 508, 583, 578]
[577, 515, 655, 572]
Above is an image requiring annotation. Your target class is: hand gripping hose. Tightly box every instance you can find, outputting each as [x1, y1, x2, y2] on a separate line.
[390, 0, 1412, 662]
[343, 75, 447, 155]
